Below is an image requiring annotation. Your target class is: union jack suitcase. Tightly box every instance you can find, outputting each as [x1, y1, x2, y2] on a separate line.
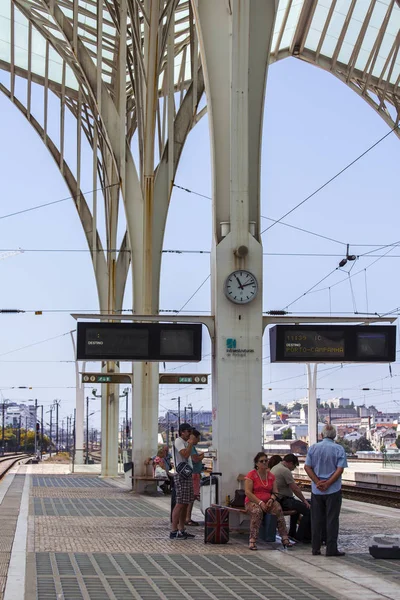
[204, 472, 229, 544]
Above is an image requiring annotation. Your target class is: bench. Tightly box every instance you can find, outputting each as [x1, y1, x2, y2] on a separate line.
[226, 474, 298, 532]
[132, 475, 169, 494]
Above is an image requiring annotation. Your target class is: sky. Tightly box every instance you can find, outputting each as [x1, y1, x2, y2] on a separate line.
[0, 55, 400, 431]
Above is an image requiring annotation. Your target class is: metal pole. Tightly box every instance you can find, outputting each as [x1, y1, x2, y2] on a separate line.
[18, 415, 21, 452]
[190, 405, 193, 426]
[307, 364, 318, 447]
[72, 408, 76, 473]
[125, 390, 129, 451]
[55, 400, 60, 454]
[40, 406, 43, 457]
[61, 419, 64, 450]
[1, 400, 5, 453]
[34, 399, 38, 457]
[178, 397, 181, 429]
[66, 417, 69, 452]
[49, 407, 53, 457]
[184, 407, 187, 423]
[166, 413, 170, 448]
[86, 396, 89, 464]
[25, 416, 28, 452]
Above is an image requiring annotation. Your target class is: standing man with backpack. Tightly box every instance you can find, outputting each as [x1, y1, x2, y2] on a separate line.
[170, 423, 198, 540]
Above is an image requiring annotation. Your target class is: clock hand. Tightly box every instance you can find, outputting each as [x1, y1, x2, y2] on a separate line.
[235, 275, 244, 290]
[242, 281, 255, 287]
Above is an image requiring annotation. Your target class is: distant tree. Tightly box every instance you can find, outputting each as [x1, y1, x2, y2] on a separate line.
[262, 404, 267, 413]
[355, 436, 373, 452]
[350, 401, 355, 408]
[324, 403, 329, 409]
[336, 436, 353, 454]
[282, 428, 292, 440]
[275, 403, 288, 412]
[395, 436, 400, 450]
[292, 402, 302, 411]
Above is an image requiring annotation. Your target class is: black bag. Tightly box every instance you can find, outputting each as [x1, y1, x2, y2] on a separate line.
[173, 442, 193, 479]
[296, 511, 312, 543]
[176, 462, 193, 479]
[230, 489, 246, 508]
[204, 472, 230, 545]
[259, 513, 277, 543]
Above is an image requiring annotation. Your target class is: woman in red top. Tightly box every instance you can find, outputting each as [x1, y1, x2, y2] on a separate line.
[245, 451, 293, 551]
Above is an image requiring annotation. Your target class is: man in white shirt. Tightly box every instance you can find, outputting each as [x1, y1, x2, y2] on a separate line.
[170, 423, 197, 540]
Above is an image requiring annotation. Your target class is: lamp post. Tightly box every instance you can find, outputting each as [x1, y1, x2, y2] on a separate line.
[123, 388, 129, 451]
[86, 396, 90, 464]
[171, 397, 181, 428]
[54, 399, 61, 454]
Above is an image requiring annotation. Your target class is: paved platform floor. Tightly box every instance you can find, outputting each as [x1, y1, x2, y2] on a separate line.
[0, 463, 399, 600]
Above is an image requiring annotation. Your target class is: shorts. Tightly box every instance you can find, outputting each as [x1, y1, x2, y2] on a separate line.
[174, 473, 194, 505]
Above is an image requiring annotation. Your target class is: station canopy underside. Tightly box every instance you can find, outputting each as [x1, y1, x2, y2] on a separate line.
[0, 0, 398, 129]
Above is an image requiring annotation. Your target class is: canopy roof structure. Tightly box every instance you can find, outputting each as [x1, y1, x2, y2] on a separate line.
[0, 1, 398, 135]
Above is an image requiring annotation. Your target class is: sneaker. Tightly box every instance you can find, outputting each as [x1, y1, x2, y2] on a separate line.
[170, 531, 187, 540]
[181, 530, 195, 539]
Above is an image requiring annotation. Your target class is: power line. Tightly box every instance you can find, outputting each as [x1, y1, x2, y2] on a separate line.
[260, 216, 345, 245]
[0, 330, 76, 358]
[173, 183, 400, 250]
[173, 184, 347, 246]
[177, 274, 211, 313]
[0, 183, 119, 221]
[260, 125, 398, 235]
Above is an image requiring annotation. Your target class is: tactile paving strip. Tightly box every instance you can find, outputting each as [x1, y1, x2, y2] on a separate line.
[32, 476, 112, 488]
[33, 497, 161, 518]
[345, 553, 400, 582]
[32, 553, 339, 600]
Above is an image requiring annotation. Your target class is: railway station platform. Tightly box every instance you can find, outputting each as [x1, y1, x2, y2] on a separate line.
[0, 462, 399, 600]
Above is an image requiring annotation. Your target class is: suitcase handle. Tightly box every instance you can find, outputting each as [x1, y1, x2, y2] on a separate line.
[209, 472, 222, 504]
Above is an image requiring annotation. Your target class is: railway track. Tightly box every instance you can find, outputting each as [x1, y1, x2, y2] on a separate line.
[295, 477, 400, 509]
[0, 454, 30, 480]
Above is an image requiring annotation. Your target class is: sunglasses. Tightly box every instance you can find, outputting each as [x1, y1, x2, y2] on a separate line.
[258, 459, 268, 464]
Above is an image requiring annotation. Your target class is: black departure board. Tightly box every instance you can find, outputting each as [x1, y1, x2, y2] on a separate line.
[77, 322, 202, 361]
[270, 325, 396, 363]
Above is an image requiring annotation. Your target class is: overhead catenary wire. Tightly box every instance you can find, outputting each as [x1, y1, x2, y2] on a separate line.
[0, 183, 119, 221]
[260, 125, 398, 235]
[173, 184, 400, 249]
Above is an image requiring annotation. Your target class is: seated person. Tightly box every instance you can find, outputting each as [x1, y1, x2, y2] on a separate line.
[271, 453, 310, 541]
[144, 445, 173, 494]
[268, 455, 282, 470]
[244, 452, 294, 551]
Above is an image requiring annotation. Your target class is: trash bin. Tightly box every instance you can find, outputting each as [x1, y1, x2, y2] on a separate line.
[124, 461, 133, 488]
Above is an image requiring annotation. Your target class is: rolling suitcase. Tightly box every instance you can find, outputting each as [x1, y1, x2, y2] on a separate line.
[204, 472, 230, 544]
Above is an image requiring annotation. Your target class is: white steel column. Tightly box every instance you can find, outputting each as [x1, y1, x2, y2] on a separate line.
[307, 364, 318, 446]
[130, 0, 160, 487]
[194, 0, 278, 500]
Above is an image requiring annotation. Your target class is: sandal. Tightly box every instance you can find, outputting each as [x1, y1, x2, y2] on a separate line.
[249, 540, 257, 551]
[185, 520, 199, 527]
[282, 540, 294, 549]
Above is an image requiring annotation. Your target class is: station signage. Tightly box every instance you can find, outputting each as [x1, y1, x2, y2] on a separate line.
[81, 373, 132, 384]
[159, 374, 209, 384]
[77, 322, 202, 362]
[269, 325, 396, 363]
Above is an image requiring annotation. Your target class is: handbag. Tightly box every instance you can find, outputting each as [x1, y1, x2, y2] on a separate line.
[230, 489, 246, 508]
[176, 462, 193, 479]
[173, 443, 193, 480]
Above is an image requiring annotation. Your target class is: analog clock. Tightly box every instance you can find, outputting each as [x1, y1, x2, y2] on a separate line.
[224, 270, 258, 304]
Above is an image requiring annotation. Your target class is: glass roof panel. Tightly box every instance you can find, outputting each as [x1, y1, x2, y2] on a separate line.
[275, 0, 400, 86]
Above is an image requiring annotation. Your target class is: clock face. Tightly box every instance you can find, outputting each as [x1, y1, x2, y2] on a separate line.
[224, 270, 258, 304]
